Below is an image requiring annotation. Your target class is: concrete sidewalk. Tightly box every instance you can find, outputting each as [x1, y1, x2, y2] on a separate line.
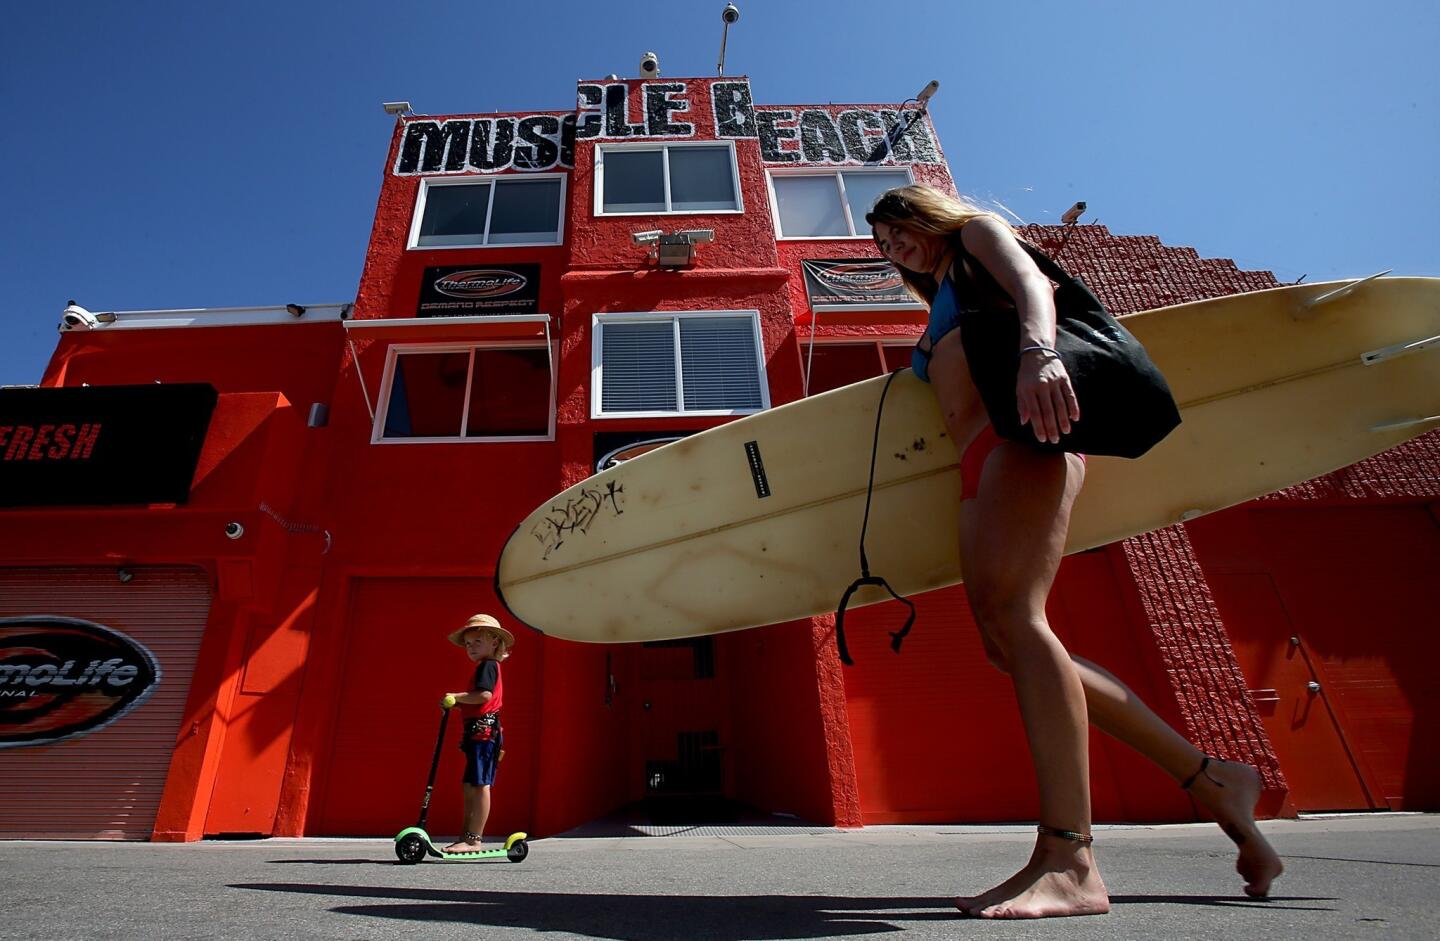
[2, 814, 1435, 940]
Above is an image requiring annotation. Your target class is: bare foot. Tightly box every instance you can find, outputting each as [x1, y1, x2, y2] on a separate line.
[954, 836, 1110, 919]
[441, 838, 485, 854]
[1185, 759, 1284, 897]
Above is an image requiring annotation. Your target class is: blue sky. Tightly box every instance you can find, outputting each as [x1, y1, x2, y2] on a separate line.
[2, 0, 1435, 385]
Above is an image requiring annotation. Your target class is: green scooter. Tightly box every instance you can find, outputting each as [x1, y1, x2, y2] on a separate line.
[393, 696, 528, 864]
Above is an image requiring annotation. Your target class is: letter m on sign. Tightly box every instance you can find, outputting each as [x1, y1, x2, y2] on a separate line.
[396, 121, 473, 174]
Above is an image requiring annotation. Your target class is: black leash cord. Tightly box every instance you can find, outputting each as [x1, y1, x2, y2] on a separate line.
[833, 369, 917, 666]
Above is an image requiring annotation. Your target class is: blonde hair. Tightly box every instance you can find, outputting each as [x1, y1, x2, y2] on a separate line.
[864, 184, 1018, 304]
[478, 627, 512, 655]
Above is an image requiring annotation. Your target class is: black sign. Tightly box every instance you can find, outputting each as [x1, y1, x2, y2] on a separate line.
[0, 616, 161, 748]
[0, 383, 217, 507]
[418, 264, 541, 317]
[801, 259, 923, 311]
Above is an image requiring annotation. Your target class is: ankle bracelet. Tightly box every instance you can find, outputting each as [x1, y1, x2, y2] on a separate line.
[463, 831, 481, 843]
[1180, 755, 1226, 791]
[1037, 824, 1093, 844]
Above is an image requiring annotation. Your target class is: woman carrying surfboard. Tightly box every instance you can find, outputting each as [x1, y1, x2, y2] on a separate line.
[866, 184, 1282, 918]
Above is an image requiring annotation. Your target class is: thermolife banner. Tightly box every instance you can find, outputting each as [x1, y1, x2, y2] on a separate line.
[801, 259, 924, 311]
[418, 264, 542, 317]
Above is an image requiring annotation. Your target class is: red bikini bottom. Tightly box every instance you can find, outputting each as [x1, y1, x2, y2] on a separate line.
[960, 426, 1085, 501]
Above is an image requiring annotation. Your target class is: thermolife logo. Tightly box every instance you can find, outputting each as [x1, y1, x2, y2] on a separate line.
[595, 436, 685, 473]
[808, 262, 904, 295]
[434, 270, 528, 299]
[0, 616, 160, 748]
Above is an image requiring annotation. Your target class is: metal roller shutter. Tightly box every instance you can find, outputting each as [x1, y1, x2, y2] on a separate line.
[0, 566, 211, 839]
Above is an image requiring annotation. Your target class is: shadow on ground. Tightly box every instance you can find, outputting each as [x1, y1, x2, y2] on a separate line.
[230, 883, 1337, 940]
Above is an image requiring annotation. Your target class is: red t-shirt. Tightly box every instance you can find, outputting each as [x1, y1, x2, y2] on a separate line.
[460, 658, 503, 719]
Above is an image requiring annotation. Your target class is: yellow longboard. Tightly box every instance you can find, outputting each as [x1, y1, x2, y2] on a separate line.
[497, 277, 1440, 643]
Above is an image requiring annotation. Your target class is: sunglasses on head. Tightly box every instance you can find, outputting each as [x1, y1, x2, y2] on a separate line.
[864, 192, 910, 226]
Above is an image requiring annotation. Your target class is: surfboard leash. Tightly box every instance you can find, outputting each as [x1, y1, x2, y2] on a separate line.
[833, 368, 917, 666]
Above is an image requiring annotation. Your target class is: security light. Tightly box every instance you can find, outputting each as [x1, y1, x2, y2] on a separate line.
[656, 235, 694, 268]
[635, 229, 719, 268]
[61, 302, 98, 330]
[59, 301, 115, 331]
[382, 101, 413, 116]
[718, 5, 740, 76]
[286, 303, 307, 317]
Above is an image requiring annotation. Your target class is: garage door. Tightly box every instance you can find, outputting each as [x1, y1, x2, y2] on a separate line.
[1192, 503, 1440, 810]
[0, 566, 211, 839]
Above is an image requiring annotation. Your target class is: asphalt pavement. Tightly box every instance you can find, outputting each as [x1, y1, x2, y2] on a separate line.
[2, 814, 1436, 940]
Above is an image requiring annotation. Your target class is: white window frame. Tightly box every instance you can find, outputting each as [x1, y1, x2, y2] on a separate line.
[594, 141, 745, 217]
[766, 167, 915, 240]
[590, 310, 770, 419]
[372, 339, 557, 444]
[801, 336, 923, 396]
[407, 173, 567, 250]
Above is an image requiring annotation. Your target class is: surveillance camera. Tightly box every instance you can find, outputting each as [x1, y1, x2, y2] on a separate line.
[722, 3, 740, 23]
[60, 301, 99, 331]
[639, 52, 659, 77]
[224, 521, 245, 540]
[631, 229, 663, 245]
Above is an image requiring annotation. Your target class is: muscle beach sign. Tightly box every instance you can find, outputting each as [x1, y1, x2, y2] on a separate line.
[394, 80, 941, 176]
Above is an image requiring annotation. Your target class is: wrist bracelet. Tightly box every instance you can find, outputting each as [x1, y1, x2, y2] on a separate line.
[1018, 344, 1060, 361]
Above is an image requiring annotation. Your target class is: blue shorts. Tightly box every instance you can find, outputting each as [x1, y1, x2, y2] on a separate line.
[462, 735, 502, 786]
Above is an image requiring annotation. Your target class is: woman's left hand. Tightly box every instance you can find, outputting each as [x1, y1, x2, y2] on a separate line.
[1016, 349, 1080, 444]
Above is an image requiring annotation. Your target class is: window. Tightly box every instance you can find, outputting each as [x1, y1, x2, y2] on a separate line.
[596, 143, 742, 215]
[409, 174, 565, 248]
[375, 343, 554, 442]
[769, 169, 912, 238]
[804, 340, 916, 396]
[593, 311, 769, 417]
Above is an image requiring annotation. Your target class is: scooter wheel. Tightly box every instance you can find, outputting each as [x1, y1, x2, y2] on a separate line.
[507, 839, 529, 863]
[395, 833, 428, 865]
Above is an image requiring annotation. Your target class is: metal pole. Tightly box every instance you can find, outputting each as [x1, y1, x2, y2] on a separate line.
[416, 707, 452, 829]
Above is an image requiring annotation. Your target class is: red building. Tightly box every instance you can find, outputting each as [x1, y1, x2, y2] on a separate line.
[2, 75, 1436, 841]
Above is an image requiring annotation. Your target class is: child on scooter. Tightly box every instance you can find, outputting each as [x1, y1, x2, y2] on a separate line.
[441, 613, 513, 854]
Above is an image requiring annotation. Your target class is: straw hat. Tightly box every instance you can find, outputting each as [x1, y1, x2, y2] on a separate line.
[446, 613, 516, 650]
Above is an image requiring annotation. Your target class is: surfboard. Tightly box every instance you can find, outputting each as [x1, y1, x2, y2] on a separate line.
[496, 276, 1440, 643]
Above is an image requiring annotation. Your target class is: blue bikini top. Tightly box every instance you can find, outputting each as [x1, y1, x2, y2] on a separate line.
[910, 274, 964, 384]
